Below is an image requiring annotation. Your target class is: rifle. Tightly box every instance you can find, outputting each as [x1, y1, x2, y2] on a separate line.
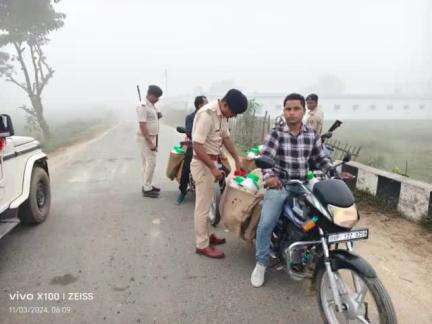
[137, 85, 142, 103]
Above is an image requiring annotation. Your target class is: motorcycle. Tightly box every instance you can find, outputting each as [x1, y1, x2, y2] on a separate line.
[254, 154, 397, 324]
[176, 126, 228, 226]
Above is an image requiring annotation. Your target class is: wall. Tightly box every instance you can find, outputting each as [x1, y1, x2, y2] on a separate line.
[342, 161, 432, 222]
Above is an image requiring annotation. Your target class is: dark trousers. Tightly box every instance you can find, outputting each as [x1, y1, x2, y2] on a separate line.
[179, 146, 193, 194]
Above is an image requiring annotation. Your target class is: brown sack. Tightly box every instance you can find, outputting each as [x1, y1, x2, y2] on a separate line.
[242, 202, 263, 241]
[175, 160, 184, 183]
[219, 185, 263, 237]
[166, 152, 184, 180]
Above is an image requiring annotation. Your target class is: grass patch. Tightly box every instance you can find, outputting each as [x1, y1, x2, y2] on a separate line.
[325, 119, 432, 184]
[353, 189, 399, 214]
[420, 213, 432, 232]
[41, 118, 114, 153]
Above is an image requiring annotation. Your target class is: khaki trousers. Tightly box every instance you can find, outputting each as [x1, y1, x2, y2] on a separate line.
[137, 135, 157, 191]
[190, 158, 214, 249]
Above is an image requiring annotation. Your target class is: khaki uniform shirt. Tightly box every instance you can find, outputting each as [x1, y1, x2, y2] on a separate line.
[305, 106, 324, 135]
[192, 100, 230, 155]
[136, 99, 159, 136]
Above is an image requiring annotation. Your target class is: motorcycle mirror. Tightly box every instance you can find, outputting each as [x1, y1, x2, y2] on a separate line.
[176, 126, 186, 134]
[321, 132, 332, 141]
[343, 153, 352, 163]
[254, 156, 275, 169]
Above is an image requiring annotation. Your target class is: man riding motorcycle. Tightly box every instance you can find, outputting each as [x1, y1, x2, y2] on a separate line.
[251, 93, 336, 287]
[177, 95, 208, 204]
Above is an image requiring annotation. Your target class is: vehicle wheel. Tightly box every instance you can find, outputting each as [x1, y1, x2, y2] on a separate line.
[316, 267, 397, 324]
[18, 167, 51, 225]
[209, 184, 221, 227]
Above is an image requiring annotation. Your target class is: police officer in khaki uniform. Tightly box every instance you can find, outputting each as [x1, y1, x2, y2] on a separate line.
[305, 93, 324, 135]
[136, 85, 163, 198]
[192, 89, 248, 259]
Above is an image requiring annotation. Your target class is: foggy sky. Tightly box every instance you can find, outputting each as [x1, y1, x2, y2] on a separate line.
[1, 0, 431, 109]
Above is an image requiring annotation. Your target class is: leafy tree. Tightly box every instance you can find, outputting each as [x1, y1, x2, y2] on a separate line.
[0, 0, 65, 140]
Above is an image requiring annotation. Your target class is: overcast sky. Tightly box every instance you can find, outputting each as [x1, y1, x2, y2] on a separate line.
[1, 0, 431, 109]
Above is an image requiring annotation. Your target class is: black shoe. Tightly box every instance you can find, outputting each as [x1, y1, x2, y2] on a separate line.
[142, 186, 161, 193]
[142, 188, 159, 198]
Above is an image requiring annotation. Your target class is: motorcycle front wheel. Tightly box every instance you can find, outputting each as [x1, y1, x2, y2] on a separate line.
[316, 268, 397, 324]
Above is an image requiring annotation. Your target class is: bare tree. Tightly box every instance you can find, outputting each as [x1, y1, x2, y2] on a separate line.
[0, 0, 65, 140]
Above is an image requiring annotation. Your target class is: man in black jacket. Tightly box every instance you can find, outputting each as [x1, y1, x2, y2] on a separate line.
[176, 95, 208, 204]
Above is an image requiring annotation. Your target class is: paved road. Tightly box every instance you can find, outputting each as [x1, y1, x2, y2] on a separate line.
[0, 122, 322, 323]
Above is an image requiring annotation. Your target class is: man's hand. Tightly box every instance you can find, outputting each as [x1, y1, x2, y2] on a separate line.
[157, 112, 163, 119]
[234, 156, 243, 171]
[210, 166, 224, 182]
[147, 138, 157, 152]
[266, 176, 282, 189]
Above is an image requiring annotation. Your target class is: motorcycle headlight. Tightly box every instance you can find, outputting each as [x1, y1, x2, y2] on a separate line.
[327, 204, 359, 229]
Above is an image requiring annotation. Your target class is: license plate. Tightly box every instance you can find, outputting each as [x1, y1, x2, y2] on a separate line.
[327, 229, 369, 244]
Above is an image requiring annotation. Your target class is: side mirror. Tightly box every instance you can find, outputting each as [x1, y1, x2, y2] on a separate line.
[273, 115, 286, 129]
[176, 126, 186, 134]
[321, 132, 333, 141]
[343, 153, 352, 163]
[0, 114, 14, 137]
[254, 156, 275, 169]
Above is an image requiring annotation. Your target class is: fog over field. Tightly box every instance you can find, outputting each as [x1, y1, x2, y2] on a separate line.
[1, 0, 431, 177]
[1, 0, 431, 112]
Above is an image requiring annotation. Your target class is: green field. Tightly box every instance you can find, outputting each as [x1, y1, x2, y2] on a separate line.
[324, 119, 432, 184]
[162, 112, 432, 184]
[12, 109, 114, 153]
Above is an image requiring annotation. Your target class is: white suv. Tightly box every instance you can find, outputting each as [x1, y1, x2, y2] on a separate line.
[0, 114, 51, 239]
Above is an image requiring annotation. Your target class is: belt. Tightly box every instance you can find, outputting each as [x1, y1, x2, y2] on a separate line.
[193, 154, 218, 161]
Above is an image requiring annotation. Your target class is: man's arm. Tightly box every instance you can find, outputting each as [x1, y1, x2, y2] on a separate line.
[193, 142, 223, 181]
[222, 136, 242, 170]
[261, 130, 282, 188]
[192, 112, 223, 181]
[139, 122, 156, 151]
[193, 142, 215, 169]
[310, 134, 332, 172]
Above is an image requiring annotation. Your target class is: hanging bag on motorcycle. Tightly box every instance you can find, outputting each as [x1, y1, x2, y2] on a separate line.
[241, 201, 263, 241]
[166, 145, 185, 180]
[219, 172, 264, 237]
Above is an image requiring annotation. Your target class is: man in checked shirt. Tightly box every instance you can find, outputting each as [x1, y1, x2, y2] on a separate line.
[251, 93, 335, 288]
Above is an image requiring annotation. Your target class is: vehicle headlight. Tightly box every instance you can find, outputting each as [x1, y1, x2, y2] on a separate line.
[327, 204, 359, 229]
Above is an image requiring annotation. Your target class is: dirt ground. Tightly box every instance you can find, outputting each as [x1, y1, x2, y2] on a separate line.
[355, 202, 432, 323]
